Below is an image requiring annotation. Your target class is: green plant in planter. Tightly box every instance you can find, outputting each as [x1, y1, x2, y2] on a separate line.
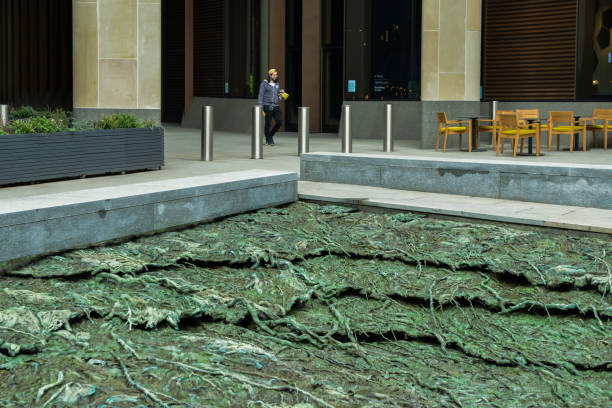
[9, 116, 68, 134]
[96, 113, 144, 129]
[141, 119, 157, 128]
[71, 120, 95, 131]
[10, 105, 39, 119]
[44, 108, 73, 124]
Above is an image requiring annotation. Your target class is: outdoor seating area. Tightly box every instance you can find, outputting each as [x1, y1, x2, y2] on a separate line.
[438, 108, 612, 157]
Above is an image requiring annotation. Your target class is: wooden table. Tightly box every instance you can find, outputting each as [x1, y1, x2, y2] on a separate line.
[458, 115, 488, 152]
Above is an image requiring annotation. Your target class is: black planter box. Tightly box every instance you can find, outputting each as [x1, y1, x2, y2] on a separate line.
[0, 127, 164, 185]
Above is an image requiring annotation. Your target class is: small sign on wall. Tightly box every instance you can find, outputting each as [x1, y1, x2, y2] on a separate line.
[347, 80, 356, 93]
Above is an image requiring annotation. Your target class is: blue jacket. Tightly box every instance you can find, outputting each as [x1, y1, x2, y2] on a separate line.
[258, 80, 281, 107]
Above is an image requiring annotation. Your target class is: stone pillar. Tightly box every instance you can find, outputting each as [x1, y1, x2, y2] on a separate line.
[302, 1, 322, 132]
[268, 0, 286, 130]
[73, 0, 161, 121]
[420, 0, 482, 149]
[421, 0, 481, 101]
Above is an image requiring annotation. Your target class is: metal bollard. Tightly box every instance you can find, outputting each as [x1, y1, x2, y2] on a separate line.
[0, 104, 8, 127]
[490, 100, 499, 146]
[201, 106, 213, 161]
[298, 106, 310, 156]
[384, 103, 393, 152]
[251, 105, 264, 159]
[341, 105, 352, 153]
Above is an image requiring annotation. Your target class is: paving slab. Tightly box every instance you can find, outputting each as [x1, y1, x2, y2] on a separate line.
[298, 181, 612, 234]
[0, 170, 297, 266]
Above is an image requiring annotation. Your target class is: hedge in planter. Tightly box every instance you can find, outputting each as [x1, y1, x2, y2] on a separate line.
[0, 113, 164, 186]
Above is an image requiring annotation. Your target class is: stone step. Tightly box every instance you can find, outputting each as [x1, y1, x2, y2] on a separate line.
[298, 181, 612, 234]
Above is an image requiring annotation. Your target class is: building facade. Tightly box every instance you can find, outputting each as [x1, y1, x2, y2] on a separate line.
[1, 0, 611, 147]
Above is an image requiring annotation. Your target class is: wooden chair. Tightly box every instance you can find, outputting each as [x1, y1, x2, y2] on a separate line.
[436, 112, 472, 152]
[583, 108, 612, 149]
[476, 110, 512, 150]
[516, 109, 547, 153]
[497, 112, 540, 157]
[548, 111, 586, 152]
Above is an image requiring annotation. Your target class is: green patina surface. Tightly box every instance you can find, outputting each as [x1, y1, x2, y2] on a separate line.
[0, 202, 610, 408]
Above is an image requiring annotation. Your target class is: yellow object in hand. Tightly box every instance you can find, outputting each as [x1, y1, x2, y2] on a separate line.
[281, 92, 289, 100]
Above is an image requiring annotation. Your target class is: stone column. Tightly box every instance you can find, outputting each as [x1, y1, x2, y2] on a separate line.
[268, 0, 286, 130]
[302, 1, 322, 132]
[420, 0, 482, 149]
[421, 0, 481, 101]
[73, 0, 161, 121]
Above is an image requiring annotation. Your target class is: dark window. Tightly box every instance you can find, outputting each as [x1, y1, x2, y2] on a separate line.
[226, 0, 261, 98]
[194, 0, 260, 98]
[0, 0, 72, 109]
[162, 0, 185, 123]
[577, 0, 612, 99]
[194, 0, 225, 97]
[344, 0, 421, 101]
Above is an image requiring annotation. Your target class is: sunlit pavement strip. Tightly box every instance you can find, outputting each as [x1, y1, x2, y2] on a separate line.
[299, 181, 612, 234]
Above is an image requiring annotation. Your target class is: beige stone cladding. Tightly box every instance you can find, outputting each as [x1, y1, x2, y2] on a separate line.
[73, 0, 161, 110]
[421, 0, 481, 101]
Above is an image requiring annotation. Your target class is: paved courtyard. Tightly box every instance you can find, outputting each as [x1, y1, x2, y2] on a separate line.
[1, 124, 610, 200]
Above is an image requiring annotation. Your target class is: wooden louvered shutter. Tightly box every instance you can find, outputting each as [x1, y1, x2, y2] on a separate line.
[193, 0, 225, 97]
[0, 0, 72, 109]
[483, 0, 579, 101]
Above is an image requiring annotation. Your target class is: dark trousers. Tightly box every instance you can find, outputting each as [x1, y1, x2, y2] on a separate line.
[264, 105, 282, 142]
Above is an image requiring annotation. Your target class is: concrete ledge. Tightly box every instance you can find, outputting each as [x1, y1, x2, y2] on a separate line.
[0, 170, 297, 264]
[300, 153, 612, 209]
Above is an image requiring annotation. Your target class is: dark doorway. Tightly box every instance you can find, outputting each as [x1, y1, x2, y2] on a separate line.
[161, 0, 185, 123]
[370, 0, 420, 100]
[321, 0, 344, 132]
[0, 0, 72, 109]
[344, 0, 421, 100]
[285, 0, 302, 131]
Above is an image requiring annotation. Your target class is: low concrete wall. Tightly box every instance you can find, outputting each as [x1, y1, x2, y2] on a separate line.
[182, 97, 257, 132]
[300, 153, 612, 209]
[496, 101, 612, 117]
[420, 101, 489, 149]
[0, 170, 297, 266]
[339, 101, 421, 141]
[495, 101, 612, 149]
